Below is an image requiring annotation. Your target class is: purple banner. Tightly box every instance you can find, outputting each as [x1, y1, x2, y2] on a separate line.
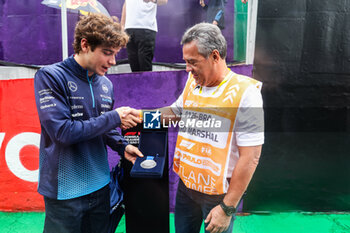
[0, 0, 234, 65]
[107, 65, 253, 212]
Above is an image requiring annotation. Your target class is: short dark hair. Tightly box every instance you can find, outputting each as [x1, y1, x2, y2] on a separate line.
[73, 13, 129, 54]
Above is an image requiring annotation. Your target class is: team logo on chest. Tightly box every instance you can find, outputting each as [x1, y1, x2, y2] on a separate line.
[102, 84, 109, 93]
[67, 81, 78, 92]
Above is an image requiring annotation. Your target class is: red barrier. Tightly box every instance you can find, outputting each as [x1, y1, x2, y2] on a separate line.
[0, 78, 43, 211]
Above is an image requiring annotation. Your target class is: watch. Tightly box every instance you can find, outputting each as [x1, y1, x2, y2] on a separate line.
[219, 201, 236, 216]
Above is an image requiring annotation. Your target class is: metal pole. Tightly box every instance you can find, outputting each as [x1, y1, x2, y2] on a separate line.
[61, 0, 68, 60]
[245, 0, 258, 65]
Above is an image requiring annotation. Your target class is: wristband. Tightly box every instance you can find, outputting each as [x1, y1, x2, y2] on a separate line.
[139, 110, 143, 120]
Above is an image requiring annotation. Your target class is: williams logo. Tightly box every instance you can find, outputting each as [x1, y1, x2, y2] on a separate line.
[68, 81, 78, 92]
[143, 110, 161, 129]
[102, 84, 108, 93]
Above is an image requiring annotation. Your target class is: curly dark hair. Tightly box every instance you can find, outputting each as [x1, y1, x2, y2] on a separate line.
[73, 13, 129, 54]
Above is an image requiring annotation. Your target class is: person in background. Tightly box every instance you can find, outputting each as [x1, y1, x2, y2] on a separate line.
[121, 0, 168, 72]
[199, 0, 248, 30]
[34, 13, 142, 233]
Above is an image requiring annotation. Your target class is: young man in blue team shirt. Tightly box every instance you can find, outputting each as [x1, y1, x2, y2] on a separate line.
[34, 13, 142, 233]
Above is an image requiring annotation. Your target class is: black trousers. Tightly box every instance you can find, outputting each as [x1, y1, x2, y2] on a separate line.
[174, 180, 235, 233]
[43, 185, 110, 233]
[126, 28, 156, 72]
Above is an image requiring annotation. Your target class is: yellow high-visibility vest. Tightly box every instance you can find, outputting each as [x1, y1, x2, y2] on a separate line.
[173, 70, 262, 195]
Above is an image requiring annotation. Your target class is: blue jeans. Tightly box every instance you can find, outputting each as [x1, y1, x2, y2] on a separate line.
[43, 185, 110, 233]
[175, 180, 235, 233]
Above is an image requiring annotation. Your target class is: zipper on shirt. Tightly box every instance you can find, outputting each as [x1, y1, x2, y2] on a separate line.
[87, 71, 95, 108]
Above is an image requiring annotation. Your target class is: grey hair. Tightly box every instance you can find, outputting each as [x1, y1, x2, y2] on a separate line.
[181, 22, 227, 59]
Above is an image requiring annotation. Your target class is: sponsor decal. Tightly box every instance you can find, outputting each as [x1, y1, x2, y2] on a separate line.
[38, 88, 52, 96]
[67, 81, 78, 92]
[102, 98, 112, 103]
[40, 103, 57, 109]
[100, 94, 111, 99]
[101, 104, 111, 109]
[100, 94, 112, 103]
[201, 146, 212, 156]
[72, 112, 83, 118]
[174, 148, 221, 176]
[179, 165, 218, 194]
[71, 105, 83, 110]
[102, 84, 108, 93]
[124, 131, 141, 145]
[69, 96, 84, 100]
[179, 139, 196, 150]
[39, 96, 55, 103]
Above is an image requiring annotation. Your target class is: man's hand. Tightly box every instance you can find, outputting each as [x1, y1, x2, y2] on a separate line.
[212, 20, 218, 26]
[199, 0, 205, 7]
[241, 0, 248, 4]
[115, 107, 142, 130]
[124, 144, 144, 164]
[204, 205, 232, 233]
